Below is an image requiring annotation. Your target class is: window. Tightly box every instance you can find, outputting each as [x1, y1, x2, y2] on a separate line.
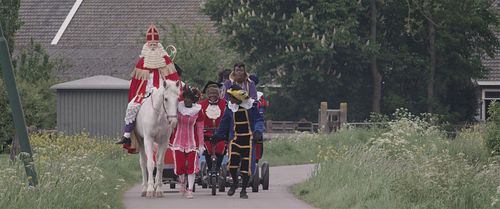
[483, 89, 500, 120]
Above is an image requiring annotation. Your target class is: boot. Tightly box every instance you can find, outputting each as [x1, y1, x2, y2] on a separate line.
[115, 136, 131, 145]
[240, 175, 249, 199]
[228, 168, 239, 196]
[240, 190, 248, 199]
[117, 121, 135, 145]
[227, 179, 238, 196]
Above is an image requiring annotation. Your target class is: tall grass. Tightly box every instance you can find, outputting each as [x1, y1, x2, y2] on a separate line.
[293, 109, 500, 209]
[0, 133, 140, 209]
[261, 129, 377, 166]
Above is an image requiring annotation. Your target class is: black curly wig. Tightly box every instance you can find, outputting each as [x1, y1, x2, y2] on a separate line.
[182, 85, 200, 103]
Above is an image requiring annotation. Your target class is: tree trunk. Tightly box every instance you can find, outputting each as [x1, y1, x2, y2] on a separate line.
[370, 0, 382, 113]
[427, 21, 436, 113]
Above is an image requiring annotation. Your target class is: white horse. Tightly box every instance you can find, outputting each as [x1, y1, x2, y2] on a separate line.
[135, 80, 180, 197]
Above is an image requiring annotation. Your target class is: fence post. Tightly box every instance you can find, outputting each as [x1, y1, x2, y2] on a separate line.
[340, 102, 348, 125]
[319, 102, 328, 133]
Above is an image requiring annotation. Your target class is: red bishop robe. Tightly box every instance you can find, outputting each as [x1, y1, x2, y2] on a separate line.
[128, 55, 180, 103]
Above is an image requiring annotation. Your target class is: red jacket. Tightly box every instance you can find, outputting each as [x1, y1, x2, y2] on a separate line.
[199, 98, 226, 138]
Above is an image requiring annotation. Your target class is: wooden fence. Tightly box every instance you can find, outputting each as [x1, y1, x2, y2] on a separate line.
[265, 102, 347, 133]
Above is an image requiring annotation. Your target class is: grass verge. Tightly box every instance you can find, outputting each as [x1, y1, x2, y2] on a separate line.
[0, 133, 140, 209]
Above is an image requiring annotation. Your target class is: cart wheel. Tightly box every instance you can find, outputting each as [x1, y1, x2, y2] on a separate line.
[211, 176, 217, 195]
[219, 165, 226, 192]
[200, 161, 208, 188]
[170, 183, 176, 189]
[252, 165, 259, 192]
[262, 162, 269, 190]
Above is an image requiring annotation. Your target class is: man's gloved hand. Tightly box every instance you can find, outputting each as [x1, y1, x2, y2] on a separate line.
[253, 131, 263, 143]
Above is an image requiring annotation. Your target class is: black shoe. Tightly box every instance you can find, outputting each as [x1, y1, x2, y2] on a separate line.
[227, 185, 237, 196]
[240, 190, 248, 199]
[115, 136, 131, 145]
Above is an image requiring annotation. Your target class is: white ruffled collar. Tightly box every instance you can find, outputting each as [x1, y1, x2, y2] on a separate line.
[206, 104, 222, 119]
[178, 101, 201, 116]
[257, 91, 263, 100]
[228, 98, 255, 112]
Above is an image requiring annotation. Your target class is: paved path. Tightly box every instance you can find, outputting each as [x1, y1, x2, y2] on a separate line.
[123, 164, 318, 209]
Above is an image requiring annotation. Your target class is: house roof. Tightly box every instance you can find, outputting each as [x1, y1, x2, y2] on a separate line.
[16, 0, 215, 81]
[50, 75, 130, 90]
[481, 54, 500, 82]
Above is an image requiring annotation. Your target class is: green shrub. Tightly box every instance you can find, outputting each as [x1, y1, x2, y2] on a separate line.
[294, 109, 500, 209]
[0, 133, 140, 209]
[486, 101, 500, 154]
[0, 40, 62, 153]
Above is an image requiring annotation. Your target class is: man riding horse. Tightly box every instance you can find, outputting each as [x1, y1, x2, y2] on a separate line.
[116, 24, 180, 148]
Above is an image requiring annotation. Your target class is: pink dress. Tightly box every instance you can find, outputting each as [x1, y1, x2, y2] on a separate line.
[169, 102, 205, 175]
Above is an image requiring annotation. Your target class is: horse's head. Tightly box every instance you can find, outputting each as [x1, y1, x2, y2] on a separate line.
[161, 80, 181, 127]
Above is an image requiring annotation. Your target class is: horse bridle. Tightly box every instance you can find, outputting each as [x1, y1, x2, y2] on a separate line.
[150, 89, 177, 120]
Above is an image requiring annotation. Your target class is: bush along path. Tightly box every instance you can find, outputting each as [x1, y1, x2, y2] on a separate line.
[294, 108, 500, 209]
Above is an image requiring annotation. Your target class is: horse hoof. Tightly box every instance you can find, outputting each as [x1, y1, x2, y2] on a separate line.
[141, 191, 147, 197]
[146, 191, 154, 198]
[155, 191, 164, 197]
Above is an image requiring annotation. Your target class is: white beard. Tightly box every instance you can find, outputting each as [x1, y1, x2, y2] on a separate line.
[140, 43, 168, 69]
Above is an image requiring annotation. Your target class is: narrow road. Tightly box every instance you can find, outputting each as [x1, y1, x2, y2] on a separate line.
[123, 164, 318, 209]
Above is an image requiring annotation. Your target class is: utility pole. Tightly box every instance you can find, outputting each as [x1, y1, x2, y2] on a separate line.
[0, 24, 38, 186]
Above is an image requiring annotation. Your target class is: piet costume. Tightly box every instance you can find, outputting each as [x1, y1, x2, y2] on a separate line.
[248, 74, 268, 162]
[222, 62, 257, 100]
[169, 86, 204, 198]
[214, 85, 264, 199]
[199, 81, 227, 172]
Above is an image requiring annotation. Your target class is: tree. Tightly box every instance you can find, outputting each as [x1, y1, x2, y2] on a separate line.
[159, 22, 240, 88]
[405, 0, 499, 114]
[0, 40, 63, 152]
[204, 0, 499, 122]
[204, 0, 373, 120]
[0, 0, 20, 54]
[370, 0, 382, 113]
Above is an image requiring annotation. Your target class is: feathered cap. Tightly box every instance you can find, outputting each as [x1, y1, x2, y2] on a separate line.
[226, 84, 249, 102]
[203, 80, 222, 93]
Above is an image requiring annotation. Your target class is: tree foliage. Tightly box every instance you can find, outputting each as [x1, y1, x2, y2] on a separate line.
[204, 0, 499, 122]
[0, 40, 62, 152]
[159, 22, 240, 88]
[204, 0, 372, 120]
[0, 0, 20, 54]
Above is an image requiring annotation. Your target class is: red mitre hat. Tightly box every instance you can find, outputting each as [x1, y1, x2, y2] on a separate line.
[146, 24, 159, 42]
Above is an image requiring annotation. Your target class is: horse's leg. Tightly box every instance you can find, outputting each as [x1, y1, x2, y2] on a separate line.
[139, 147, 148, 197]
[144, 137, 155, 198]
[154, 141, 167, 197]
